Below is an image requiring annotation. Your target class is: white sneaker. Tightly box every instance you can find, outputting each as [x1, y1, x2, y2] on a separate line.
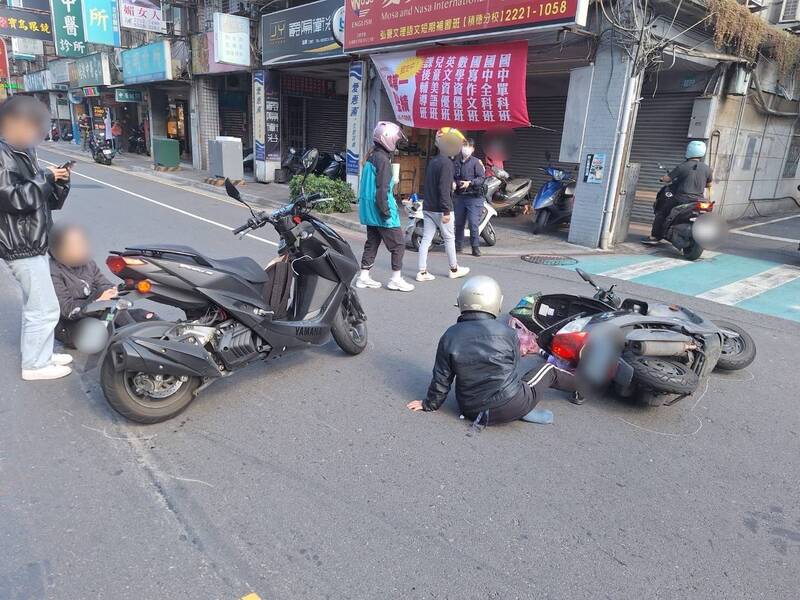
[448, 266, 470, 279]
[22, 364, 72, 381]
[387, 278, 415, 292]
[416, 271, 436, 282]
[51, 353, 74, 367]
[356, 275, 382, 289]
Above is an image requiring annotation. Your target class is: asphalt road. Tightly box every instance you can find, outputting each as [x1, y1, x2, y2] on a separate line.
[1, 147, 798, 600]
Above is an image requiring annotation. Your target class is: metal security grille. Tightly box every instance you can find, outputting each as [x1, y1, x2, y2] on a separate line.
[628, 91, 697, 223]
[305, 96, 348, 154]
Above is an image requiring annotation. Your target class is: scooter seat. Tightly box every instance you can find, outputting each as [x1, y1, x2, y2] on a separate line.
[505, 179, 530, 194]
[208, 256, 268, 283]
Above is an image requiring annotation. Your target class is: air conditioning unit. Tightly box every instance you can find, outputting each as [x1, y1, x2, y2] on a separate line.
[780, 0, 800, 22]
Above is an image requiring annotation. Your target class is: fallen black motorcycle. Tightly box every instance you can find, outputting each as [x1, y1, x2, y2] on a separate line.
[99, 149, 368, 423]
[518, 268, 756, 405]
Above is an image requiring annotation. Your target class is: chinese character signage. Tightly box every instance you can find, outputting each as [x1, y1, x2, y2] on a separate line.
[83, 0, 120, 47]
[213, 13, 250, 67]
[49, 0, 86, 56]
[346, 61, 365, 178]
[68, 52, 111, 87]
[121, 40, 172, 84]
[115, 88, 142, 102]
[119, 0, 164, 34]
[345, 0, 587, 52]
[24, 69, 54, 91]
[11, 37, 44, 59]
[372, 41, 530, 131]
[0, 5, 53, 42]
[49, 58, 72, 82]
[264, 71, 281, 162]
[191, 33, 241, 75]
[253, 70, 267, 181]
[261, 0, 344, 66]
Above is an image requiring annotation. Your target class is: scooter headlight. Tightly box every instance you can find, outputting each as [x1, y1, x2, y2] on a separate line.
[552, 170, 565, 181]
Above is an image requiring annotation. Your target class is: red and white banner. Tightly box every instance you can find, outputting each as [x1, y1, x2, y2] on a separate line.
[372, 41, 530, 131]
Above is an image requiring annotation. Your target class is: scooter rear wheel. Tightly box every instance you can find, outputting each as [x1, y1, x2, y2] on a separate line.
[481, 223, 497, 246]
[682, 242, 704, 261]
[100, 354, 200, 424]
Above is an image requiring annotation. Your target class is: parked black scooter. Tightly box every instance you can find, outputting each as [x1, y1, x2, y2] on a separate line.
[315, 151, 346, 180]
[89, 134, 115, 165]
[99, 149, 368, 423]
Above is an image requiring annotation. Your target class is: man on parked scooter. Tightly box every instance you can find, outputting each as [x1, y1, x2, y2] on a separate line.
[407, 276, 580, 426]
[643, 140, 713, 244]
[453, 138, 486, 257]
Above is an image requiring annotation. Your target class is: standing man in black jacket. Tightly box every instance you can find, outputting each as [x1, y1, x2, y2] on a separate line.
[0, 96, 72, 380]
[407, 276, 578, 425]
[453, 138, 486, 256]
[416, 127, 469, 282]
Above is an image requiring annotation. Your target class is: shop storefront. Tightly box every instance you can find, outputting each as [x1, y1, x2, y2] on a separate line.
[259, 0, 355, 183]
[68, 52, 114, 143]
[342, 0, 592, 202]
[121, 40, 191, 159]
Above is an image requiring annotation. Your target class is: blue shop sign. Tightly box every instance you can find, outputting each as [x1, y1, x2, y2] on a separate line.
[121, 40, 172, 84]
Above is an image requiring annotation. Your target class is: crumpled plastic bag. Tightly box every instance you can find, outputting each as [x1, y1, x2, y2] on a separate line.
[508, 315, 540, 356]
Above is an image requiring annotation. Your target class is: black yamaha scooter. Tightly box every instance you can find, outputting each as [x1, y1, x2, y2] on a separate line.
[99, 149, 367, 423]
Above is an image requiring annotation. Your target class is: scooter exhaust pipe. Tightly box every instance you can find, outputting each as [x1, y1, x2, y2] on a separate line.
[630, 340, 693, 357]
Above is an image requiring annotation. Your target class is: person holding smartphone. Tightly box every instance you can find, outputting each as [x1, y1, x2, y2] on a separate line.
[0, 95, 73, 380]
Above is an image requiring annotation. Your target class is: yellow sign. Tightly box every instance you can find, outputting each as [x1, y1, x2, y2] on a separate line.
[396, 56, 423, 80]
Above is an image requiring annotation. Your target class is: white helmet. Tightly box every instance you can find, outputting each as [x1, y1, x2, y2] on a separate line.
[373, 121, 407, 152]
[457, 276, 504, 317]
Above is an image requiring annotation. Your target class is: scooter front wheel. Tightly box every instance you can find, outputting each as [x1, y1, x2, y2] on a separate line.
[100, 355, 200, 424]
[481, 222, 497, 246]
[331, 300, 368, 356]
[531, 210, 550, 234]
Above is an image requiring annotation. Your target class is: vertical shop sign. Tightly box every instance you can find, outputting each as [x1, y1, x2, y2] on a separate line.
[82, 0, 120, 47]
[0, 39, 9, 79]
[253, 69, 267, 182]
[264, 70, 281, 162]
[213, 12, 250, 67]
[50, 0, 87, 57]
[346, 61, 366, 190]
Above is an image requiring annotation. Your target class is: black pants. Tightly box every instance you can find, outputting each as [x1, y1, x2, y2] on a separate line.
[360, 226, 405, 272]
[55, 309, 158, 348]
[651, 194, 694, 239]
[454, 195, 483, 249]
[479, 362, 577, 425]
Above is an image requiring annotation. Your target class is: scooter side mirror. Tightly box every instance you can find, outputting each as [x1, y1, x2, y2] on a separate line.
[576, 268, 599, 289]
[224, 178, 241, 201]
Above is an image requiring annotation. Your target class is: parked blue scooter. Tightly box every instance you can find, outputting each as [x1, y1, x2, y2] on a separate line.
[530, 156, 576, 234]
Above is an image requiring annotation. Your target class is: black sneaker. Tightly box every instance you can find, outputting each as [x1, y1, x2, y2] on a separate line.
[640, 237, 661, 246]
[471, 246, 481, 257]
[570, 391, 585, 405]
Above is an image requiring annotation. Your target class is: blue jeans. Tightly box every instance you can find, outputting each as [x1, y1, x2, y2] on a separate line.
[454, 195, 483, 249]
[5, 255, 61, 369]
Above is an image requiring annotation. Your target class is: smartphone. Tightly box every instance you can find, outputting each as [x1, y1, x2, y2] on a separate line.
[60, 160, 76, 170]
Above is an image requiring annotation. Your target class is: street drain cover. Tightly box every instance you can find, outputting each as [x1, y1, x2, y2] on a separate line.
[521, 254, 578, 266]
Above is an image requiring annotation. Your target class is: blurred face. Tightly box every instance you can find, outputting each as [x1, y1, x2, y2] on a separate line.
[1, 116, 45, 149]
[462, 144, 475, 158]
[55, 227, 91, 267]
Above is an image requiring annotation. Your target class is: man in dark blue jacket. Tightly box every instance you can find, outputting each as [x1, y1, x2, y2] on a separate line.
[453, 138, 486, 256]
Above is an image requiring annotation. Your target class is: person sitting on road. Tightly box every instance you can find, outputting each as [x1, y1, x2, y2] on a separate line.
[643, 140, 713, 245]
[48, 223, 157, 348]
[407, 276, 579, 426]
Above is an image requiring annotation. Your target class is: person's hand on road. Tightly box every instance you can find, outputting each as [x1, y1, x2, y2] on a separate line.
[48, 167, 70, 181]
[407, 400, 425, 411]
[442, 214, 451, 224]
[99, 287, 118, 301]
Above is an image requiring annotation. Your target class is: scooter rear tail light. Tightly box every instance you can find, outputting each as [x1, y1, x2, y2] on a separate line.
[106, 256, 146, 275]
[551, 331, 588, 364]
[695, 200, 714, 211]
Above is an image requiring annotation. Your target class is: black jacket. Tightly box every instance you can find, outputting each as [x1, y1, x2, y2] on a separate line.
[423, 153, 454, 215]
[0, 140, 69, 260]
[453, 154, 486, 198]
[371, 144, 397, 221]
[49, 258, 112, 320]
[423, 312, 525, 418]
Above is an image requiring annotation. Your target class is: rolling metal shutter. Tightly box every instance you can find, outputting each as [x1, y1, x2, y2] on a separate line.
[306, 96, 348, 154]
[628, 92, 697, 224]
[478, 95, 576, 190]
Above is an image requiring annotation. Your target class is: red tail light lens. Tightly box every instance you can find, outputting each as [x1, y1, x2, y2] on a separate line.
[551, 331, 588, 363]
[106, 256, 146, 275]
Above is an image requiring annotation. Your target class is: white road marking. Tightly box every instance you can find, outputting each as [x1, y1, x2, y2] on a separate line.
[729, 214, 800, 244]
[40, 159, 278, 246]
[600, 252, 719, 280]
[696, 264, 800, 304]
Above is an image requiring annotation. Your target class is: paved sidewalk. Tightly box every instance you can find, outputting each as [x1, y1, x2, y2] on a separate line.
[42, 140, 650, 258]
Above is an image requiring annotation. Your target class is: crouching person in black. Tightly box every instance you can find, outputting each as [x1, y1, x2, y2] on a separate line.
[48, 223, 158, 348]
[407, 276, 578, 426]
